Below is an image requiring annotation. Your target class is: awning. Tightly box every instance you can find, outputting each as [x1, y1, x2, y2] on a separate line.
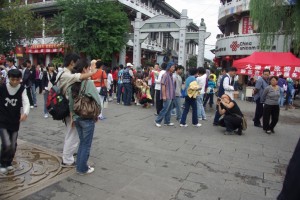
[233, 52, 300, 79]
[25, 47, 64, 54]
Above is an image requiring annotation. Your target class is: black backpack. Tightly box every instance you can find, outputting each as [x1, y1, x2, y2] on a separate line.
[46, 72, 70, 120]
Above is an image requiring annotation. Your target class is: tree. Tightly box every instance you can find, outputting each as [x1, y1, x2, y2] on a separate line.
[53, 0, 130, 61]
[250, 0, 300, 53]
[0, 0, 43, 54]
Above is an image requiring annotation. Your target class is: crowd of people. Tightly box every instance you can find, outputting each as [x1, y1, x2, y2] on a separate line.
[0, 53, 299, 177]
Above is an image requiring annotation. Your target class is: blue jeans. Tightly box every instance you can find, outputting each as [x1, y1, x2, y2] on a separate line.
[278, 87, 285, 107]
[123, 83, 132, 105]
[173, 96, 182, 121]
[43, 90, 49, 114]
[117, 83, 123, 103]
[0, 128, 18, 167]
[180, 96, 198, 125]
[213, 105, 221, 125]
[31, 83, 36, 105]
[196, 95, 206, 119]
[155, 99, 173, 124]
[74, 119, 95, 173]
[203, 93, 214, 107]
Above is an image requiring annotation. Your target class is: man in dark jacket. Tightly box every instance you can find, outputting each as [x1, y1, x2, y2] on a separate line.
[278, 138, 300, 200]
[22, 62, 34, 107]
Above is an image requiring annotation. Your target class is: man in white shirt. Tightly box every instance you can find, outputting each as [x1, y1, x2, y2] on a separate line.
[223, 67, 237, 99]
[4, 58, 17, 83]
[154, 63, 166, 115]
[196, 67, 207, 120]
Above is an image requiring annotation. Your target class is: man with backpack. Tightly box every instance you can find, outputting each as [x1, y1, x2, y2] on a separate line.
[56, 53, 97, 167]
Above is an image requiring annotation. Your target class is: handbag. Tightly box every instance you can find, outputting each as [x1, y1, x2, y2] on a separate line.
[233, 113, 247, 131]
[99, 70, 108, 96]
[73, 80, 101, 119]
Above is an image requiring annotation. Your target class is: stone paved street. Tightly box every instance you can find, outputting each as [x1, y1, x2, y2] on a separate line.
[13, 95, 300, 200]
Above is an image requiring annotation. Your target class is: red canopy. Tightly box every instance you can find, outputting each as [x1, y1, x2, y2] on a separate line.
[233, 52, 300, 79]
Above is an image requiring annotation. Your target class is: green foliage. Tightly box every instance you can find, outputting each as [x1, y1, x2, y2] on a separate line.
[52, 0, 130, 61]
[0, 0, 43, 54]
[51, 55, 64, 67]
[250, 0, 300, 53]
[187, 55, 197, 68]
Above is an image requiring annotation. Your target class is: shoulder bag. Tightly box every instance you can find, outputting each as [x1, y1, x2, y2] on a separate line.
[74, 80, 101, 119]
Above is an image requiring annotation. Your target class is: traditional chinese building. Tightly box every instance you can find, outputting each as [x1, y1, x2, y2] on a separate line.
[215, 0, 295, 80]
[8, 0, 199, 67]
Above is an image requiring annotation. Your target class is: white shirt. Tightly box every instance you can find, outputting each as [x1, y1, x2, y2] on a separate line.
[155, 70, 166, 90]
[107, 73, 113, 90]
[196, 74, 207, 95]
[223, 73, 235, 99]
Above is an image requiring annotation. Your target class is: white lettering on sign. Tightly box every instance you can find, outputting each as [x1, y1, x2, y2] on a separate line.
[254, 65, 261, 70]
[248, 70, 253, 75]
[255, 70, 260, 75]
[292, 73, 298, 78]
[284, 72, 290, 77]
[241, 69, 246, 73]
[274, 66, 281, 71]
[270, 71, 275, 76]
[264, 66, 271, 70]
[245, 64, 252, 69]
[294, 67, 300, 73]
[284, 66, 291, 72]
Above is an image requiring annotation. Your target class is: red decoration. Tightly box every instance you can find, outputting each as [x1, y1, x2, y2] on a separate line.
[225, 56, 231, 61]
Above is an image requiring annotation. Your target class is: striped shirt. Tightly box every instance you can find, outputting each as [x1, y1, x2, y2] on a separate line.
[160, 72, 175, 100]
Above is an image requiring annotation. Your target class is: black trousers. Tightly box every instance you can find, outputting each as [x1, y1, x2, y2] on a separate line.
[26, 87, 34, 106]
[253, 98, 264, 126]
[0, 128, 18, 167]
[150, 85, 155, 104]
[263, 104, 279, 131]
[219, 115, 242, 132]
[155, 90, 163, 114]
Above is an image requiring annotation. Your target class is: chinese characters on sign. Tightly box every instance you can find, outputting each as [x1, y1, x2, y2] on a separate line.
[242, 17, 253, 34]
[238, 65, 300, 79]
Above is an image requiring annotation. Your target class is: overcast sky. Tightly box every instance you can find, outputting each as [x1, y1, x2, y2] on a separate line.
[165, 0, 221, 60]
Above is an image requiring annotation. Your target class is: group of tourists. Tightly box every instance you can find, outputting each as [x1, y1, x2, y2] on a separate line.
[0, 52, 299, 177]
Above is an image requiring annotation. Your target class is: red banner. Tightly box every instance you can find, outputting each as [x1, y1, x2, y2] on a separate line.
[237, 64, 300, 79]
[242, 17, 253, 34]
[25, 48, 64, 54]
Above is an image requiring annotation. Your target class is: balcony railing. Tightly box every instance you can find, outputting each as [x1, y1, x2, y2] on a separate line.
[218, 0, 250, 21]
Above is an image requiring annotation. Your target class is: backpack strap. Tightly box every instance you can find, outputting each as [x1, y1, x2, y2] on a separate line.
[79, 80, 88, 96]
[54, 71, 64, 86]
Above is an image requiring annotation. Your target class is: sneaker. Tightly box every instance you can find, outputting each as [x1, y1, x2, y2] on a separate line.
[154, 113, 158, 116]
[30, 106, 34, 109]
[266, 130, 272, 134]
[117, 102, 120, 105]
[180, 124, 188, 127]
[193, 123, 202, 127]
[6, 166, 14, 171]
[0, 167, 8, 174]
[171, 113, 176, 116]
[155, 121, 161, 127]
[34, 104, 37, 107]
[44, 114, 49, 118]
[198, 118, 203, 120]
[61, 161, 76, 168]
[136, 103, 141, 106]
[202, 118, 207, 120]
[164, 123, 174, 126]
[98, 116, 106, 120]
[77, 166, 95, 175]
